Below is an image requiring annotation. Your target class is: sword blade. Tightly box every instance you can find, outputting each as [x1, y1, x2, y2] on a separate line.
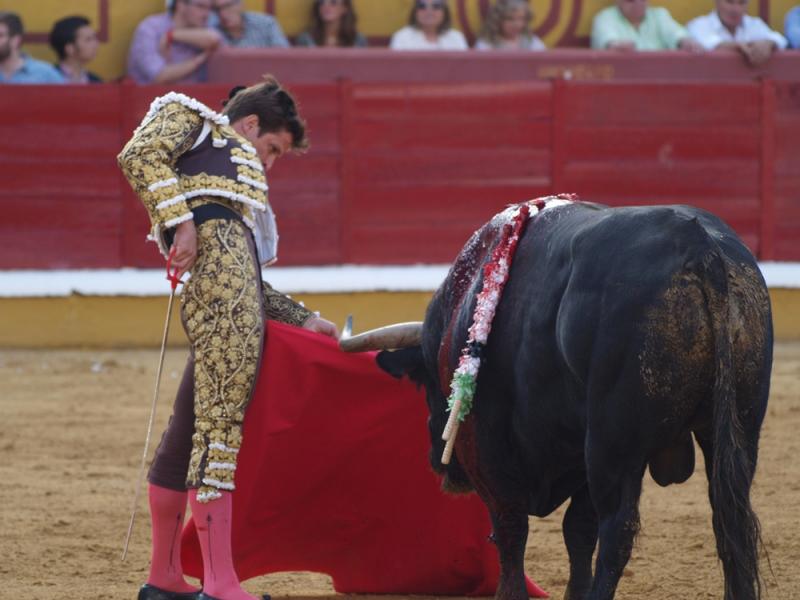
[122, 288, 176, 560]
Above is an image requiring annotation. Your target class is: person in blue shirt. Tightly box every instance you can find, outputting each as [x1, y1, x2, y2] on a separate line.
[49, 15, 102, 83]
[0, 12, 64, 84]
[785, 5, 800, 48]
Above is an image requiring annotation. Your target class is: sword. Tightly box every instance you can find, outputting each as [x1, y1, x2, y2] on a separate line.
[122, 247, 183, 561]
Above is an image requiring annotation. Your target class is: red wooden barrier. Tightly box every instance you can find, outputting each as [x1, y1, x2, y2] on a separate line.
[554, 81, 763, 253]
[207, 49, 800, 85]
[772, 82, 800, 261]
[0, 86, 124, 268]
[344, 81, 552, 263]
[0, 77, 798, 269]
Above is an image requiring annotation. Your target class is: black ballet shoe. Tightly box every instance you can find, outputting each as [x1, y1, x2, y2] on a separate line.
[138, 583, 201, 600]
[197, 594, 270, 600]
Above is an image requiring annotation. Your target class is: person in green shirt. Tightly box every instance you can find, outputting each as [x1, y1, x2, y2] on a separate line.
[591, 0, 702, 51]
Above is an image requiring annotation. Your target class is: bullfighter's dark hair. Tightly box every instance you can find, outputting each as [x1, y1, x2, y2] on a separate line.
[222, 75, 309, 152]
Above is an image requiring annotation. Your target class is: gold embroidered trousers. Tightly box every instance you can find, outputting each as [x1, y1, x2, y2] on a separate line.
[181, 218, 264, 503]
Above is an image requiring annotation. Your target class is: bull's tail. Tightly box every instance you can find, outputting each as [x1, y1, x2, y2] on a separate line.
[702, 244, 763, 600]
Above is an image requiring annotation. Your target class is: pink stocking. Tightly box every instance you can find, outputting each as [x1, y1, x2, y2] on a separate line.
[147, 484, 200, 594]
[189, 490, 258, 600]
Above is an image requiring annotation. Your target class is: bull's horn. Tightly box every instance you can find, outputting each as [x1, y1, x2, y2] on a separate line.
[339, 321, 423, 352]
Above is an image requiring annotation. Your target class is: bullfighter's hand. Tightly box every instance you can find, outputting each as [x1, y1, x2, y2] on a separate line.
[303, 315, 340, 339]
[171, 219, 198, 279]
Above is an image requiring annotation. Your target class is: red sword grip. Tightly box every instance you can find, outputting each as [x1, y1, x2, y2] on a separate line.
[165, 246, 183, 291]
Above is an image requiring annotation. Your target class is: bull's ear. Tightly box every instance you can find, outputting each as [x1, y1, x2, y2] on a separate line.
[376, 347, 425, 381]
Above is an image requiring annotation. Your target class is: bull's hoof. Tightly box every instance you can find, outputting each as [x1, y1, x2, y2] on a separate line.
[563, 585, 589, 600]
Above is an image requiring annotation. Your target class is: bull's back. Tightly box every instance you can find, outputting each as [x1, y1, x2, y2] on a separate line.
[486, 203, 769, 462]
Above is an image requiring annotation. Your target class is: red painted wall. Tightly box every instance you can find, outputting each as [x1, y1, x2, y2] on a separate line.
[0, 77, 797, 269]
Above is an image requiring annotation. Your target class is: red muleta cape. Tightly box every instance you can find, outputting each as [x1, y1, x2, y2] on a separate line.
[182, 321, 547, 597]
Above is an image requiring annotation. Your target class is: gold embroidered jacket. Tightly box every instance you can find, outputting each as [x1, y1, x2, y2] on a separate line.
[118, 92, 312, 327]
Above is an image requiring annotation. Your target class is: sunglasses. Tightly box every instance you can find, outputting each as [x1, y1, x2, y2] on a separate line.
[416, 1, 445, 9]
[317, 0, 344, 5]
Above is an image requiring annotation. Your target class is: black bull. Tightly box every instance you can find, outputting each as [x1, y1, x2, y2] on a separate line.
[350, 202, 773, 600]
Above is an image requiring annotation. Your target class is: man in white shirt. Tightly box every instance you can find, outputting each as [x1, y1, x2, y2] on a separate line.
[687, 0, 787, 66]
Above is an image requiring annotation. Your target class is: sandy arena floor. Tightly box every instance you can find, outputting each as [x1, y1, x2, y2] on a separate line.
[1, 343, 798, 600]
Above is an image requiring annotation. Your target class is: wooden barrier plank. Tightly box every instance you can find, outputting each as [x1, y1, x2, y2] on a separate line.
[346, 184, 549, 264]
[343, 81, 552, 263]
[563, 162, 760, 197]
[350, 81, 552, 115]
[565, 126, 759, 161]
[0, 196, 122, 268]
[772, 82, 800, 260]
[0, 85, 123, 269]
[1, 75, 799, 268]
[207, 49, 800, 85]
[351, 149, 550, 182]
[562, 82, 761, 126]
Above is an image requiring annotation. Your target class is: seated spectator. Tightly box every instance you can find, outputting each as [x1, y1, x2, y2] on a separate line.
[591, 0, 702, 52]
[49, 16, 101, 83]
[295, 0, 367, 48]
[787, 5, 800, 48]
[0, 12, 64, 84]
[212, 0, 289, 47]
[127, 0, 220, 84]
[475, 0, 545, 50]
[687, 0, 787, 66]
[390, 0, 468, 50]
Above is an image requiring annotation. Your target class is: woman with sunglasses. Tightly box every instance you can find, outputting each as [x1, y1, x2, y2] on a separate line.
[390, 0, 468, 50]
[475, 0, 546, 50]
[295, 0, 367, 47]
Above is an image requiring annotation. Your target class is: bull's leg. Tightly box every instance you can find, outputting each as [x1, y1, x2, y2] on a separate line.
[489, 503, 529, 600]
[695, 432, 761, 600]
[585, 463, 645, 600]
[562, 485, 597, 600]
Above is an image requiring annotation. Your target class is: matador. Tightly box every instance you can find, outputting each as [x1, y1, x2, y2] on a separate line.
[118, 78, 337, 600]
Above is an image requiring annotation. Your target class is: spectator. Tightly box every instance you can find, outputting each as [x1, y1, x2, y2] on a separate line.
[295, 0, 368, 48]
[687, 0, 787, 66]
[390, 0, 468, 50]
[475, 0, 545, 50]
[0, 12, 64, 84]
[49, 16, 102, 83]
[591, 0, 702, 52]
[787, 5, 800, 48]
[127, 0, 220, 84]
[212, 0, 289, 47]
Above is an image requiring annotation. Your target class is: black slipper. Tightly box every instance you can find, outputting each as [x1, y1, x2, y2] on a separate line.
[138, 584, 201, 600]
